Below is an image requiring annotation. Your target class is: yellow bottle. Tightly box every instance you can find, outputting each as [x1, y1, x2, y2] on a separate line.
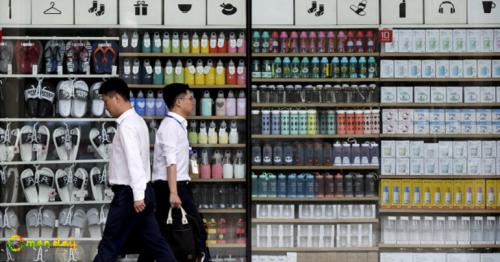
[205, 59, 216, 85]
[184, 59, 195, 85]
[215, 59, 225, 85]
[195, 59, 205, 85]
[200, 32, 209, 54]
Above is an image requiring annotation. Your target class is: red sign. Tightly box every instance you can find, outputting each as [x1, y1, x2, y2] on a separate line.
[0, 30, 3, 43]
[378, 29, 393, 43]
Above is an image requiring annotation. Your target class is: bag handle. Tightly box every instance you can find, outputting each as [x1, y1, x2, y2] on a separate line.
[166, 207, 188, 225]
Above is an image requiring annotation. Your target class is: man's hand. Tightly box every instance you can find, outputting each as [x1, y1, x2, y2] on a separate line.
[170, 193, 182, 208]
[134, 200, 146, 213]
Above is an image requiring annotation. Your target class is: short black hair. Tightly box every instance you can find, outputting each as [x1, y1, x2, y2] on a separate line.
[163, 83, 191, 110]
[99, 78, 130, 101]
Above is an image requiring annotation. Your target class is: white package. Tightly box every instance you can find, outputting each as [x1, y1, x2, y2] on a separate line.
[425, 30, 439, 52]
[431, 87, 446, 103]
[410, 141, 424, 158]
[477, 59, 492, 78]
[464, 87, 481, 103]
[467, 30, 481, 52]
[409, 60, 422, 78]
[449, 60, 464, 78]
[398, 30, 413, 52]
[396, 140, 410, 158]
[381, 86, 398, 103]
[395, 60, 409, 78]
[381, 60, 395, 78]
[382, 158, 396, 175]
[447, 86, 463, 103]
[410, 158, 424, 175]
[480, 29, 494, 52]
[439, 30, 453, 52]
[493, 60, 500, 77]
[481, 86, 496, 103]
[453, 141, 468, 158]
[436, 60, 450, 78]
[422, 60, 436, 78]
[413, 30, 426, 53]
[453, 29, 467, 52]
[382, 140, 396, 158]
[414, 86, 430, 103]
[397, 87, 413, 103]
[464, 59, 478, 78]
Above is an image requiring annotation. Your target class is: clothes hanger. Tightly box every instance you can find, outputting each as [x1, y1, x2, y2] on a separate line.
[43, 2, 62, 15]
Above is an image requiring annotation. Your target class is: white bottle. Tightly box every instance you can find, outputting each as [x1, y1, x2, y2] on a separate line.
[229, 120, 238, 144]
[233, 150, 245, 179]
[222, 151, 234, 179]
[218, 121, 228, 144]
[236, 90, 246, 116]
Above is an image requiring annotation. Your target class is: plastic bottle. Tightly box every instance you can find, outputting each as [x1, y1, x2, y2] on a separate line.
[273, 57, 283, 78]
[252, 60, 261, 78]
[152, 32, 162, 53]
[209, 32, 218, 53]
[142, 32, 151, 53]
[226, 90, 236, 116]
[228, 32, 238, 53]
[236, 59, 246, 85]
[340, 57, 349, 78]
[270, 31, 280, 53]
[135, 91, 146, 116]
[296, 173, 305, 198]
[217, 32, 227, 53]
[299, 57, 310, 78]
[268, 173, 277, 198]
[129, 91, 136, 111]
[206, 218, 217, 244]
[290, 31, 299, 53]
[181, 32, 190, 54]
[208, 121, 218, 144]
[305, 173, 315, 198]
[188, 121, 198, 144]
[217, 218, 227, 244]
[366, 31, 375, 53]
[320, 57, 329, 78]
[173, 60, 184, 83]
[252, 31, 261, 53]
[172, 32, 180, 53]
[337, 31, 347, 52]
[273, 143, 283, 165]
[311, 57, 320, 79]
[331, 57, 340, 78]
[279, 31, 289, 53]
[317, 31, 326, 53]
[237, 32, 246, 54]
[184, 59, 195, 85]
[226, 59, 237, 85]
[218, 121, 228, 144]
[162, 32, 171, 53]
[309, 31, 317, 53]
[325, 173, 334, 197]
[358, 57, 367, 78]
[261, 31, 270, 53]
[327, 31, 335, 52]
[222, 151, 233, 179]
[262, 60, 273, 78]
[215, 91, 226, 116]
[235, 218, 245, 244]
[355, 31, 364, 52]
[237, 90, 246, 116]
[153, 59, 163, 85]
[145, 90, 155, 116]
[205, 59, 216, 85]
[198, 121, 208, 144]
[354, 173, 364, 197]
[211, 151, 223, 179]
[346, 31, 354, 52]
[277, 173, 287, 197]
[349, 57, 358, 78]
[282, 57, 291, 78]
[194, 59, 205, 85]
[156, 90, 166, 116]
[191, 32, 200, 54]
[233, 150, 245, 179]
[259, 173, 269, 197]
[201, 32, 210, 54]
[367, 57, 377, 78]
[299, 31, 309, 53]
[229, 120, 238, 144]
[314, 173, 324, 197]
[215, 60, 225, 85]
[334, 173, 343, 197]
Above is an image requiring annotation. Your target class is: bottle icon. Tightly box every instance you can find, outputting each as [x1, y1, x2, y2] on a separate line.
[399, 0, 406, 18]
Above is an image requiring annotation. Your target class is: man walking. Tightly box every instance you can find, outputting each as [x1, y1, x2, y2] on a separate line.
[93, 78, 176, 262]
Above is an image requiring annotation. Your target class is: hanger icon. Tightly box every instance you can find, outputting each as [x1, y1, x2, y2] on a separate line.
[43, 2, 62, 15]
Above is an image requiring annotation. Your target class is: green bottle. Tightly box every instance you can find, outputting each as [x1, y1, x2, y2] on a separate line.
[340, 57, 349, 78]
[331, 57, 340, 78]
[282, 57, 291, 78]
[311, 57, 320, 79]
[262, 60, 273, 78]
[368, 56, 377, 78]
[174, 60, 184, 83]
[320, 57, 329, 78]
[291, 57, 301, 78]
[252, 60, 261, 78]
[261, 31, 270, 53]
[164, 59, 174, 84]
[349, 57, 358, 78]
[252, 31, 261, 53]
[300, 57, 310, 78]
[273, 57, 283, 78]
[358, 57, 367, 78]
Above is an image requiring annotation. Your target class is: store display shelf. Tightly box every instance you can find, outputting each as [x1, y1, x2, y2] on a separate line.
[380, 78, 500, 82]
[143, 116, 246, 121]
[252, 197, 379, 202]
[380, 103, 500, 108]
[0, 201, 111, 207]
[1, 36, 119, 41]
[252, 166, 379, 171]
[252, 52, 379, 58]
[253, 78, 379, 83]
[252, 103, 380, 108]
[120, 53, 246, 58]
[191, 144, 246, 148]
[378, 244, 500, 249]
[207, 244, 246, 248]
[252, 218, 379, 224]
[380, 52, 500, 58]
[380, 175, 500, 179]
[253, 25, 380, 29]
[379, 208, 500, 214]
[0, 74, 118, 79]
[198, 208, 246, 214]
[0, 24, 246, 29]
[0, 237, 101, 242]
[252, 247, 379, 252]
[191, 178, 246, 183]
[379, 23, 500, 28]
[252, 134, 380, 139]
[128, 84, 246, 89]
[0, 118, 116, 122]
[0, 159, 109, 166]
[380, 134, 500, 139]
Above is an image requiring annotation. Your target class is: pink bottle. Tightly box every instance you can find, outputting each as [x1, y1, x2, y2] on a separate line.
[200, 149, 211, 179]
[299, 31, 309, 53]
[290, 31, 299, 53]
[327, 31, 336, 52]
[228, 32, 238, 53]
[346, 31, 355, 52]
[237, 90, 246, 116]
[355, 31, 365, 53]
[365, 31, 375, 53]
[237, 32, 246, 54]
[270, 31, 280, 53]
[211, 150, 223, 179]
[226, 90, 236, 116]
[279, 31, 289, 53]
[337, 31, 346, 52]
[317, 31, 326, 53]
[236, 59, 246, 85]
[309, 31, 317, 53]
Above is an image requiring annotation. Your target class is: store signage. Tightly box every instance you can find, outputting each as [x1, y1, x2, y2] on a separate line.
[295, 0, 336, 25]
[0, 29, 3, 42]
[379, 29, 393, 43]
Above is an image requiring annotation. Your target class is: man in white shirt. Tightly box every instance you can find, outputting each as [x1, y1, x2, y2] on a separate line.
[93, 78, 176, 262]
[139, 83, 211, 262]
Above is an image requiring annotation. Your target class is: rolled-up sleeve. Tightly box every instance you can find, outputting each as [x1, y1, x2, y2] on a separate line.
[157, 126, 179, 167]
[119, 123, 147, 201]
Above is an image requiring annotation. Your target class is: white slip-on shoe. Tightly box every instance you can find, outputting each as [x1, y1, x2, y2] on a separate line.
[25, 208, 40, 238]
[52, 126, 69, 160]
[71, 80, 89, 118]
[87, 208, 101, 239]
[4, 208, 19, 237]
[35, 125, 50, 161]
[55, 168, 71, 202]
[7, 127, 20, 162]
[20, 168, 38, 203]
[69, 127, 80, 160]
[1, 167, 19, 203]
[37, 167, 54, 203]
[71, 208, 86, 238]
[57, 207, 72, 238]
[41, 209, 56, 238]
[71, 168, 88, 202]
[90, 82, 104, 117]
[56, 80, 73, 118]
[89, 167, 104, 201]
[19, 125, 33, 162]
[105, 126, 115, 156]
[89, 128, 107, 159]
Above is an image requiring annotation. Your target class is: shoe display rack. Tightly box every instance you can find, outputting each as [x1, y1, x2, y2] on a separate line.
[250, 28, 380, 261]
[378, 27, 500, 260]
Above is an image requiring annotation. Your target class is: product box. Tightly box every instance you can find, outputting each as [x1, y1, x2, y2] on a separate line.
[446, 121, 461, 134]
[410, 158, 424, 176]
[424, 158, 439, 176]
[494, 121, 500, 134]
[477, 59, 492, 78]
[477, 109, 492, 121]
[381, 0, 424, 25]
[453, 181, 465, 208]
[436, 60, 450, 77]
[32, 0, 74, 24]
[422, 60, 436, 78]
[425, 0, 467, 24]
[447, 254, 481, 262]
[431, 180, 443, 208]
[411, 180, 422, 208]
[252, 0, 293, 25]
[410, 141, 424, 158]
[464, 87, 481, 103]
[384, 30, 399, 53]
[398, 30, 413, 52]
[396, 140, 410, 158]
[446, 86, 463, 103]
[493, 60, 500, 77]
[483, 158, 496, 175]
[463, 59, 478, 78]
[396, 158, 410, 175]
[462, 122, 478, 134]
[480, 29, 495, 52]
[425, 30, 439, 52]
[453, 141, 468, 158]
[382, 158, 396, 176]
[75, 0, 118, 25]
[474, 180, 486, 209]
[295, 0, 337, 25]
[381, 86, 397, 103]
[397, 86, 413, 103]
[478, 121, 493, 134]
[468, 0, 500, 24]
[453, 29, 467, 52]
[408, 60, 422, 78]
[468, 140, 483, 158]
[164, 0, 206, 26]
[453, 158, 467, 175]
[481, 86, 496, 103]
[401, 180, 412, 208]
[413, 30, 426, 52]
[497, 180, 500, 209]
[481, 254, 500, 262]
[398, 109, 413, 122]
[462, 109, 477, 122]
[497, 87, 500, 102]
[414, 121, 429, 134]
[422, 180, 433, 208]
[430, 109, 445, 121]
[0, 0, 31, 24]
[380, 60, 395, 78]
[482, 140, 497, 158]
[443, 183, 454, 208]
[468, 158, 482, 176]
[382, 140, 396, 158]
[395, 60, 409, 78]
[337, 0, 380, 25]
[449, 60, 464, 78]
[425, 143, 439, 159]
[445, 109, 461, 122]
[382, 109, 399, 122]
[495, 109, 500, 121]
[439, 141, 453, 158]
[439, 158, 452, 175]
[431, 87, 446, 103]
[397, 121, 413, 134]
[119, 0, 162, 25]
[496, 30, 500, 52]
[414, 87, 430, 103]
[464, 182, 475, 209]
[439, 30, 453, 52]
[383, 121, 398, 134]
[467, 30, 481, 52]
[381, 180, 392, 207]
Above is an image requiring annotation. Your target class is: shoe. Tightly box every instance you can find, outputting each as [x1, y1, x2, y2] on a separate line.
[55, 168, 71, 202]
[71, 208, 86, 237]
[208, 121, 218, 144]
[26, 208, 40, 238]
[38, 81, 56, 118]
[0, 41, 14, 73]
[37, 167, 54, 203]
[41, 209, 56, 238]
[44, 40, 65, 74]
[90, 82, 105, 117]
[34, 125, 50, 161]
[87, 208, 101, 238]
[229, 120, 239, 144]
[92, 41, 117, 74]
[90, 167, 104, 201]
[142, 59, 153, 84]
[4, 209, 19, 237]
[21, 168, 37, 203]
[25, 80, 41, 117]
[0, 124, 20, 162]
[89, 126, 113, 159]
[71, 80, 88, 118]
[58, 208, 72, 238]
[19, 125, 34, 162]
[218, 121, 228, 144]
[15, 40, 42, 74]
[72, 168, 88, 202]
[57, 80, 74, 118]
[1, 167, 19, 203]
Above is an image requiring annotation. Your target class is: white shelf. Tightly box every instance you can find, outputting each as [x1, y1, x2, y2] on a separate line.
[1, 36, 119, 40]
[0, 118, 116, 122]
[380, 24, 500, 28]
[0, 74, 118, 79]
[0, 24, 245, 29]
[0, 201, 111, 207]
[0, 237, 101, 242]
[0, 159, 109, 166]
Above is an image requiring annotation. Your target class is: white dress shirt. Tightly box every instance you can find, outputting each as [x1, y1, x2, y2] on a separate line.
[108, 108, 151, 201]
[152, 112, 191, 182]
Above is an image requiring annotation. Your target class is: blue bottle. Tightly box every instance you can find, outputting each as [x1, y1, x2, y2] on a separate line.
[145, 90, 156, 116]
[277, 173, 287, 198]
[349, 57, 358, 78]
[358, 57, 367, 78]
[134, 91, 146, 116]
[259, 173, 268, 197]
[129, 91, 136, 109]
[340, 57, 349, 78]
[296, 173, 305, 198]
[155, 90, 167, 116]
[268, 173, 277, 198]
[282, 57, 291, 78]
[153, 59, 164, 85]
[332, 57, 340, 78]
[287, 173, 297, 198]
[252, 172, 259, 197]
[305, 173, 315, 198]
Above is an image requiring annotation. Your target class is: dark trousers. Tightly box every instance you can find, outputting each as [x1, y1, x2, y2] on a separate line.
[93, 183, 177, 262]
[138, 180, 211, 262]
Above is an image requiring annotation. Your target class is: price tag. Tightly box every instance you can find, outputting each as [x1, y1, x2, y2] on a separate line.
[32, 65, 38, 75]
[57, 65, 63, 75]
[7, 64, 12, 75]
[378, 29, 393, 43]
[112, 66, 118, 76]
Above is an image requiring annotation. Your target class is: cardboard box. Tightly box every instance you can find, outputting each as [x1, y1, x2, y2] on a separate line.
[478, 59, 492, 78]
[396, 140, 410, 158]
[413, 30, 426, 52]
[380, 0, 424, 25]
[164, 0, 206, 26]
[381, 180, 392, 207]
[468, 158, 482, 176]
[446, 121, 461, 134]
[395, 60, 409, 78]
[463, 59, 478, 78]
[436, 60, 450, 77]
[401, 180, 411, 208]
[380, 60, 395, 78]
[464, 87, 480, 103]
[424, 158, 439, 175]
[422, 60, 436, 78]
[467, 30, 481, 52]
[439, 141, 453, 158]
[477, 109, 492, 121]
[481, 29, 495, 52]
[453, 158, 467, 175]
[398, 30, 413, 52]
[445, 109, 461, 121]
[464, 182, 475, 209]
[495, 30, 500, 52]
[478, 121, 493, 134]
[295, 0, 337, 25]
[414, 121, 430, 134]
[396, 158, 410, 175]
[397, 86, 413, 103]
[75, 0, 117, 25]
[410, 158, 424, 175]
[383, 121, 398, 134]
[32, 0, 74, 24]
[430, 109, 445, 121]
[494, 109, 500, 121]
[410, 141, 424, 158]
[337, 0, 380, 25]
[474, 180, 486, 209]
[453, 141, 468, 158]
[414, 87, 431, 103]
[449, 60, 464, 78]
[397, 121, 413, 134]
[453, 29, 467, 52]
[431, 87, 446, 103]
[382, 158, 396, 176]
[0, 0, 31, 24]
[443, 183, 453, 208]
[482, 158, 496, 175]
[493, 60, 500, 77]
[408, 60, 422, 77]
[446, 86, 463, 103]
[425, 30, 439, 52]
[382, 140, 396, 158]
[439, 158, 452, 175]
[425, 143, 439, 159]
[468, 140, 482, 158]
[381, 86, 398, 103]
[384, 30, 399, 53]
[391, 179, 402, 208]
[447, 254, 481, 262]
[398, 109, 413, 122]
[481, 86, 496, 103]
[411, 180, 423, 208]
[481, 254, 500, 262]
[462, 122, 478, 134]
[482, 140, 497, 158]
[439, 30, 453, 52]
[432, 180, 444, 208]
[252, 0, 293, 25]
[468, 0, 500, 24]
[422, 180, 433, 208]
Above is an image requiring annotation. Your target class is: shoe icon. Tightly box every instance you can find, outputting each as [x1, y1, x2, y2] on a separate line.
[220, 3, 237, 15]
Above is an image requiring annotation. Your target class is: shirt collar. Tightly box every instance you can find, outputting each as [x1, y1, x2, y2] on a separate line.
[116, 108, 136, 125]
[168, 112, 188, 128]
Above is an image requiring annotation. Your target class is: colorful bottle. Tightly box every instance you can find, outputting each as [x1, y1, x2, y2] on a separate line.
[174, 60, 184, 83]
[318, 31, 326, 53]
[349, 57, 358, 78]
[340, 57, 349, 78]
[261, 31, 270, 53]
[252, 31, 261, 53]
[181, 32, 190, 54]
[237, 32, 246, 54]
[355, 31, 364, 52]
[270, 31, 280, 53]
[201, 32, 210, 54]
[287, 173, 297, 198]
[171, 32, 180, 53]
[216, 218, 227, 244]
[135, 91, 146, 116]
[291, 57, 301, 78]
[236, 59, 246, 85]
[201, 91, 213, 116]
[337, 31, 347, 52]
[233, 150, 245, 179]
[215, 60, 226, 85]
[226, 59, 237, 85]
[209, 32, 218, 53]
[191, 32, 200, 54]
[195, 59, 205, 85]
[334, 173, 343, 197]
[142, 32, 151, 53]
[311, 57, 320, 79]
[153, 59, 163, 85]
[331, 57, 340, 78]
[279, 31, 289, 53]
[366, 31, 375, 52]
[320, 57, 329, 78]
[229, 120, 238, 144]
[346, 31, 355, 52]
[273, 57, 283, 78]
[309, 31, 317, 53]
[208, 121, 218, 144]
[358, 57, 367, 78]
[290, 31, 299, 53]
[299, 31, 309, 53]
[156, 90, 166, 116]
[226, 90, 236, 116]
[188, 121, 198, 144]
[218, 121, 229, 144]
[215, 91, 226, 116]
[282, 57, 291, 78]
[205, 59, 216, 85]
[217, 32, 227, 53]
[198, 121, 208, 144]
[327, 31, 336, 52]
[162, 32, 171, 53]
[164, 59, 174, 84]
[184, 59, 195, 85]
[228, 32, 238, 53]
[152, 32, 162, 53]
[305, 173, 315, 198]
[367, 57, 377, 78]
[237, 90, 246, 116]
[145, 90, 155, 116]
